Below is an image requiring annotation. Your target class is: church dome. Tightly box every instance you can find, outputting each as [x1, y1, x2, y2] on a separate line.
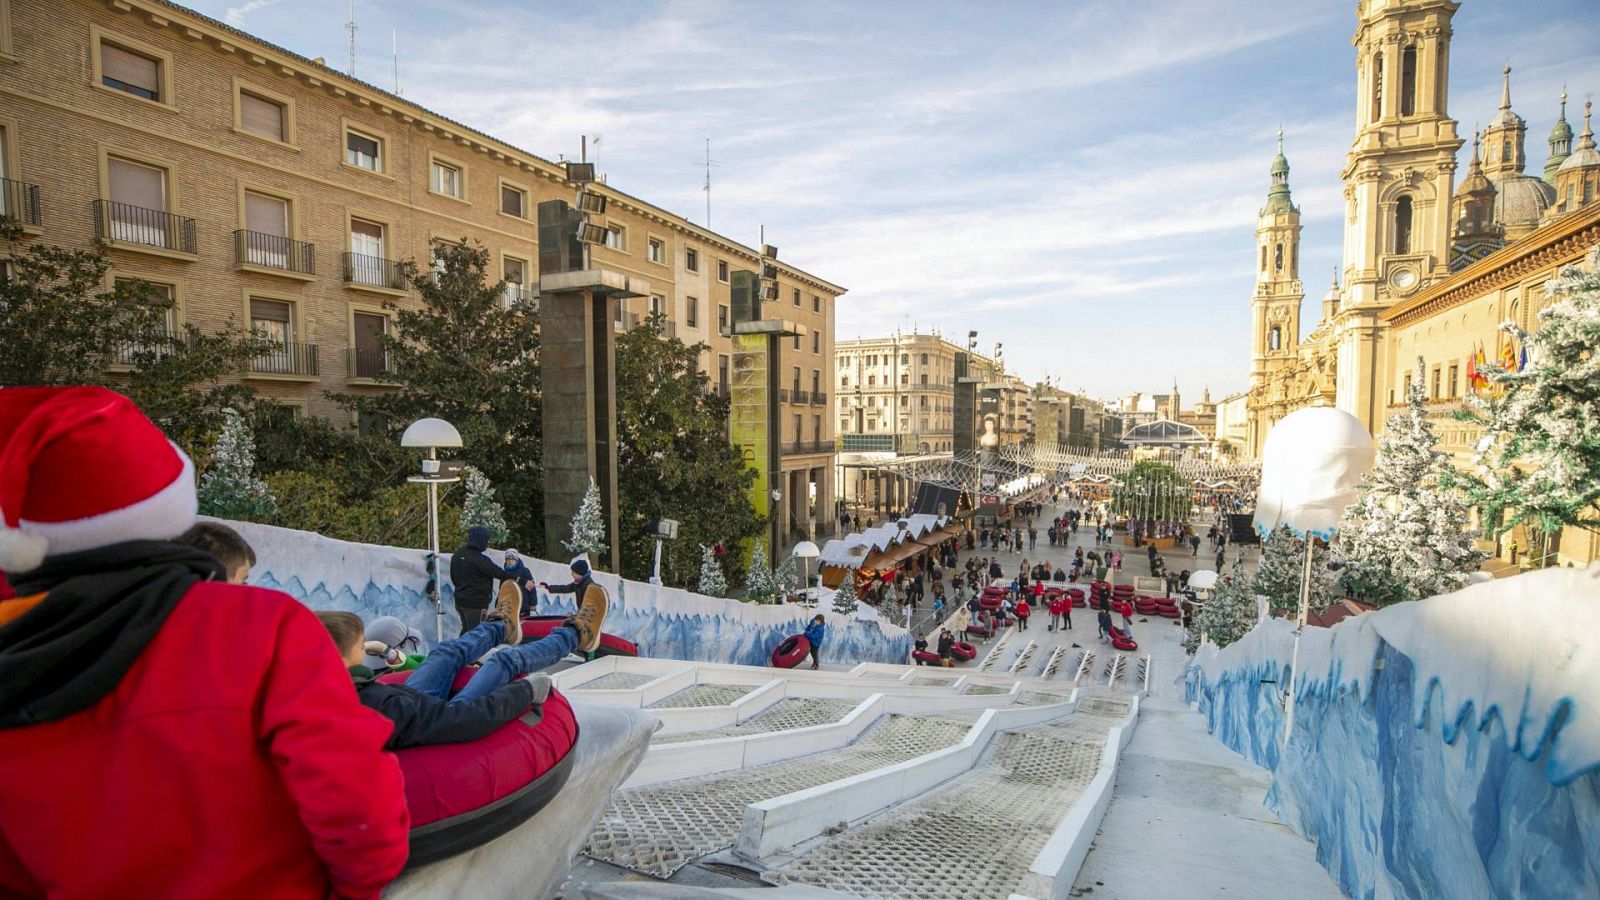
[1558, 100, 1600, 174]
[1489, 172, 1555, 227]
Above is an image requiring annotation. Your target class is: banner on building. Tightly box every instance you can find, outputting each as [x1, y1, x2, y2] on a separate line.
[731, 332, 771, 553]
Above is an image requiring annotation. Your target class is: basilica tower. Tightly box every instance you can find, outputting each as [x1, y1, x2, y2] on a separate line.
[1334, 0, 1463, 432]
[1247, 132, 1304, 455]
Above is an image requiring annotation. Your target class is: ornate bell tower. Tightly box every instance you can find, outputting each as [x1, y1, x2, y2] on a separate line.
[1247, 131, 1304, 456]
[1334, 0, 1463, 431]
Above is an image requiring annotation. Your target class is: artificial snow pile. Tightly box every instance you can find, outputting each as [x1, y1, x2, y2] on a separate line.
[1188, 564, 1600, 898]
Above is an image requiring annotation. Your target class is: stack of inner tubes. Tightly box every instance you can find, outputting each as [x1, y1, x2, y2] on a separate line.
[979, 595, 1003, 611]
[950, 641, 978, 661]
[1134, 596, 1161, 616]
[1067, 588, 1087, 608]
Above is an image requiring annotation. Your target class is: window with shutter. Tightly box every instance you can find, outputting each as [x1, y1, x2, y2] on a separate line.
[346, 130, 381, 171]
[106, 157, 168, 246]
[244, 192, 290, 268]
[240, 92, 286, 142]
[101, 42, 161, 101]
[353, 312, 387, 378]
[249, 298, 293, 344]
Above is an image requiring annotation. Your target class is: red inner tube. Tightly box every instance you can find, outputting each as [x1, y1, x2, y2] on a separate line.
[522, 615, 637, 657]
[1112, 638, 1139, 651]
[376, 668, 579, 867]
[771, 634, 811, 668]
[979, 596, 1003, 610]
[912, 650, 942, 662]
[951, 642, 977, 660]
[1158, 608, 1182, 618]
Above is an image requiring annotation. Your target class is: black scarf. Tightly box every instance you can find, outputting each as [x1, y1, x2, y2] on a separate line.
[0, 541, 223, 728]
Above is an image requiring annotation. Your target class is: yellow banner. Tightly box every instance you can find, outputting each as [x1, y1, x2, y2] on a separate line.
[731, 333, 770, 555]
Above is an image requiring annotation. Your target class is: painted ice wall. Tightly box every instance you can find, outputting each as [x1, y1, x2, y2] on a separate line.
[1184, 564, 1600, 900]
[218, 518, 912, 666]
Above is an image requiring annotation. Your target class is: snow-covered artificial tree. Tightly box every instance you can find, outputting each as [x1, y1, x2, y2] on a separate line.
[744, 541, 779, 603]
[197, 408, 277, 520]
[459, 465, 509, 543]
[1184, 557, 1257, 653]
[773, 553, 800, 600]
[562, 479, 609, 564]
[831, 569, 861, 616]
[1337, 358, 1485, 605]
[1450, 245, 1600, 565]
[1253, 525, 1337, 614]
[697, 543, 728, 596]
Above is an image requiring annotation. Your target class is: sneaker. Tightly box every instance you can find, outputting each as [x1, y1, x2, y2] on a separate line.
[563, 581, 609, 653]
[489, 580, 523, 645]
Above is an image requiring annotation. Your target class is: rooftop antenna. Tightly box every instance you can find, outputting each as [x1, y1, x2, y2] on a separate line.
[704, 138, 712, 227]
[346, 0, 356, 77]
[391, 30, 400, 95]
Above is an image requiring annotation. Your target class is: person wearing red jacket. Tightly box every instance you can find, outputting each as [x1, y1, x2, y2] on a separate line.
[1111, 597, 1134, 638]
[1014, 598, 1031, 631]
[0, 387, 409, 899]
[1048, 595, 1065, 632]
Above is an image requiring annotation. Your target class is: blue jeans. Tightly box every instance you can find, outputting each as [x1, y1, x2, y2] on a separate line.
[405, 621, 578, 704]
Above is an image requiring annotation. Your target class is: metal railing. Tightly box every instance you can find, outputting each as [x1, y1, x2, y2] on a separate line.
[501, 284, 537, 308]
[348, 347, 390, 380]
[812, 391, 828, 406]
[235, 230, 315, 275]
[792, 389, 811, 405]
[777, 388, 790, 403]
[251, 340, 319, 377]
[111, 328, 186, 367]
[783, 440, 834, 456]
[93, 200, 196, 253]
[0, 178, 42, 226]
[342, 252, 406, 290]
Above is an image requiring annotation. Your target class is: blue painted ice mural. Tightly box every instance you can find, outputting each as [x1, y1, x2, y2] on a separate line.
[219, 518, 912, 666]
[1183, 564, 1600, 900]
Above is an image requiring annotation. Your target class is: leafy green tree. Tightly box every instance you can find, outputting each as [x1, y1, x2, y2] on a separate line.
[266, 470, 461, 548]
[1111, 460, 1193, 522]
[0, 222, 265, 457]
[614, 314, 763, 585]
[334, 239, 545, 551]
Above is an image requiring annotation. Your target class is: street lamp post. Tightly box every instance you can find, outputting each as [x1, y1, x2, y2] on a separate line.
[793, 540, 820, 603]
[402, 417, 463, 643]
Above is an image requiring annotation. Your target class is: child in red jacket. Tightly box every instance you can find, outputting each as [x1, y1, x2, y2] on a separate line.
[0, 387, 408, 900]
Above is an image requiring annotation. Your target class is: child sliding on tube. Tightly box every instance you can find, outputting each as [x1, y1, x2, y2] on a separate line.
[322, 572, 607, 750]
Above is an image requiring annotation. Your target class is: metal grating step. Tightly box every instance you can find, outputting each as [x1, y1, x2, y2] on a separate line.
[653, 699, 858, 745]
[574, 672, 656, 691]
[773, 725, 1107, 899]
[586, 714, 971, 878]
[649, 684, 753, 709]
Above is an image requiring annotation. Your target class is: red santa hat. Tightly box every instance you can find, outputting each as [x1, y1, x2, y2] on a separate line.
[0, 386, 196, 574]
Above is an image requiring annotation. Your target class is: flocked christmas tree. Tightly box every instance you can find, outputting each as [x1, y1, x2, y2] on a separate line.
[831, 568, 861, 616]
[773, 553, 800, 601]
[697, 543, 728, 597]
[1449, 245, 1600, 565]
[1184, 557, 1257, 653]
[459, 465, 509, 543]
[562, 479, 609, 565]
[197, 408, 277, 521]
[744, 541, 779, 604]
[1337, 358, 1485, 605]
[1253, 525, 1337, 614]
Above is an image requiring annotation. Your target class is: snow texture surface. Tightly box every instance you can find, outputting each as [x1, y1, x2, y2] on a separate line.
[218, 518, 912, 666]
[1185, 564, 1600, 899]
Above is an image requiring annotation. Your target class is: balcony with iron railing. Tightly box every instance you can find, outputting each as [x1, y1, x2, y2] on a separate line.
[348, 347, 391, 381]
[93, 200, 196, 255]
[792, 389, 811, 405]
[812, 391, 828, 406]
[235, 230, 315, 277]
[501, 284, 538, 309]
[342, 252, 407, 291]
[1, 178, 42, 227]
[783, 439, 835, 456]
[250, 340, 320, 378]
[110, 328, 188, 368]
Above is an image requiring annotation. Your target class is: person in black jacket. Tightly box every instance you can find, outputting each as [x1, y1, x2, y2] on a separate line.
[318, 606, 573, 751]
[450, 525, 504, 634]
[502, 549, 538, 616]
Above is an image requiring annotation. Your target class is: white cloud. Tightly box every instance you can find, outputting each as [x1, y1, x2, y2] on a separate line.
[224, 0, 279, 27]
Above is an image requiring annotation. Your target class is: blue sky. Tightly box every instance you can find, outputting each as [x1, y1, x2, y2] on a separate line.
[192, 0, 1600, 401]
